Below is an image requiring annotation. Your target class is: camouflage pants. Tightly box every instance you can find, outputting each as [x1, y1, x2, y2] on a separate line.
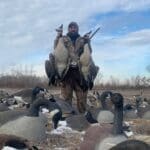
[61, 82, 88, 113]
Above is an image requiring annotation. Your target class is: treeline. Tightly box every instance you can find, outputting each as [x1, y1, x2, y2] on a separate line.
[94, 74, 150, 90]
[0, 72, 149, 90]
[0, 74, 48, 88]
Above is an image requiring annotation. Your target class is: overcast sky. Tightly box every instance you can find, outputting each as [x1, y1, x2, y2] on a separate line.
[0, 0, 150, 82]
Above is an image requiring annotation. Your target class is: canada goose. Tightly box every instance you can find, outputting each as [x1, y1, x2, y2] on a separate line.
[0, 134, 38, 150]
[45, 53, 57, 86]
[53, 36, 69, 78]
[110, 139, 150, 150]
[79, 93, 127, 150]
[0, 97, 62, 142]
[79, 43, 92, 87]
[88, 60, 99, 89]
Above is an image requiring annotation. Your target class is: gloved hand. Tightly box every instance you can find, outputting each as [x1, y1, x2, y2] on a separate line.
[56, 30, 63, 37]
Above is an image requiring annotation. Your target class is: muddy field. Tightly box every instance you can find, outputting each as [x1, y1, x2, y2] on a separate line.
[0, 87, 150, 150]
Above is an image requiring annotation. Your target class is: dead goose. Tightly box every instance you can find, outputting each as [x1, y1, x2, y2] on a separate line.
[45, 53, 57, 86]
[79, 93, 127, 150]
[53, 36, 69, 79]
[79, 43, 92, 88]
[0, 97, 62, 142]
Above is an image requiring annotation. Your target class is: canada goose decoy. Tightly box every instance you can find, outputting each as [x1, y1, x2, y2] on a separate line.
[31, 86, 47, 103]
[80, 93, 127, 150]
[52, 95, 78, 118]
[0, 103, 10, 112]
[135, 97, 150, 119]
[0, 134, 38, 150]
[12, 87, 47, 104]
[86, 91, 115, 124]
[0, 97, 62, 142]
[13, 88, 33, 98]
[110, 139, 150, 150]
[123, 103, 138, 120]
[99, 91, 113, 110]
[66, 113, 91, 131]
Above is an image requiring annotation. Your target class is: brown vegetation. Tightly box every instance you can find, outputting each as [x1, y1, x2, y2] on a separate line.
[0, 70, 149, 90]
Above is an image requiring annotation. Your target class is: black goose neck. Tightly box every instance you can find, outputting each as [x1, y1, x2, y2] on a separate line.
[100, 91, 112, 109]
[112, 93, 124, 135]
[27, 98, 50, 117]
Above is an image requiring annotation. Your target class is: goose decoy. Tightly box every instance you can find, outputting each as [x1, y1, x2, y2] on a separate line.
[66, 114, 91, 131]
[123, 103, 138, 120]
[0, 97, 62, 142]
[31, 86, 47, 103]
[99, 91, 113, 110]
[0, 134, 38, 150]
[80, 93, 127, 150]
[52, 95, 78, 118]
[86, 91, 115, 124]
[0, 103, 10, 112]
[135, 97, 150, 119]
[110, 139, 150, 150]
[12, 86, 47, 104]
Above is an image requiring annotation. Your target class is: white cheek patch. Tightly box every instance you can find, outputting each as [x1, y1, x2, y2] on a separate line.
[49, 109, 60, 118]
[2, 146, 28, 150]
[41, 108, 49, 113]
[14, 96, 23, 102]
